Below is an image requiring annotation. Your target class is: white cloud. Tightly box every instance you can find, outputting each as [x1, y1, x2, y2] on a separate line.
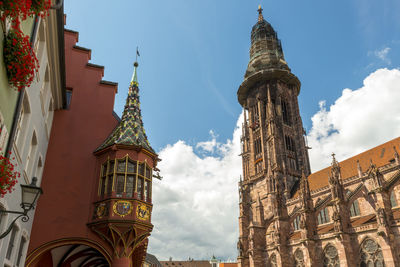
[308, 68, 400, 171]
[148, 68, 400, 261]
[368, 47, 392, 65]
[149, 114, 243, 261]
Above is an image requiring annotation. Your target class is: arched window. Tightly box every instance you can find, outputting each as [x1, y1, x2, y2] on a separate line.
[281, 100, 291, 125]
[293, 215, 301, 231]
[390, 191, 398, 208]
[359, 238, 385, 267]
[269, 253, 277, 267]
[323, 244, 340, 267]
[294, 248, 305, 267]
[350, 199, 361, 217]
[318, 207, 330, 225]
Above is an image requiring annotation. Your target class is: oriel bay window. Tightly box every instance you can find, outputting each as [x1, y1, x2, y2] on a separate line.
[99, 156, 152, 201]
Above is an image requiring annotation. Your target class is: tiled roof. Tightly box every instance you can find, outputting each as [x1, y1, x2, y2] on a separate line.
[95, 63, 155, 153]
[160, 261, 211, 267]
[294, 136, 400, 197]
[219, 263, 238, 267]
[145, 253, 162, 267]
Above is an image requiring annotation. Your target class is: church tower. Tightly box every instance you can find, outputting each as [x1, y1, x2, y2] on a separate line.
[237, 7, 310, 267]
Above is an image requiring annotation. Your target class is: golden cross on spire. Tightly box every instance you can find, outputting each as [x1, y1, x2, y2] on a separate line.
[258, 5, 264, 22]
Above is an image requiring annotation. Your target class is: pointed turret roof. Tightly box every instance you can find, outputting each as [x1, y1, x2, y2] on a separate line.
[95, 61, 155, 154]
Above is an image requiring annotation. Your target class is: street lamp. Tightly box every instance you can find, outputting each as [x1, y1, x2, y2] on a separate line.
[0, 177, 43, 239]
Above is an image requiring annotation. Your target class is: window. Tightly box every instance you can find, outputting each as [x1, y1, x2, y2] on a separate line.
[350, 199, 361, 217]
[254, 137, 262, 158]
[281, 100, 291, 125]
[6, 225, 18, 260]
[293, 215, 301, 231]
[323, 245, 339, 267]
[288, 157, 297, 171]
[390, 191, 398, 208]
[26, 131, 38, 178]
[255, 160, 263, 174]
[317, 207, 330, 225]
[294, 249, 305, 267]
[285, 135, 295, 152]
[269, 254, 277, 267]
[99, 157, 151, 201]
[250, 105, 259, 126]
[16, 236, 27, 266]
[359, 238, 384, 267]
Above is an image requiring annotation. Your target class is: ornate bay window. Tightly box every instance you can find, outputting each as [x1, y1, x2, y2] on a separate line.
[98, 156, 152, 201]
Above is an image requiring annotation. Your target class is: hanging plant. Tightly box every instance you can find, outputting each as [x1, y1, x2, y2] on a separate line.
[0, 0, 30, 22]
[3, 28, 39, 91]
[0, 151, 20, 198]
[29, 0, 51, 18]
[0, 0, 50, 22]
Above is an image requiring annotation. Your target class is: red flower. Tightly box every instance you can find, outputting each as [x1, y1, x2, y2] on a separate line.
[0, 152, 19, 198]
[3, 28, 39, 91]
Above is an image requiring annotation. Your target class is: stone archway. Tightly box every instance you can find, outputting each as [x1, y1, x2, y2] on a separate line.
[26, 238, 111, 267]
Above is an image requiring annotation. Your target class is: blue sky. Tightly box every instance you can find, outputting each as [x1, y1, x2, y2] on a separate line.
[64, 1, 400, 151]
[64, 0, 400, 261]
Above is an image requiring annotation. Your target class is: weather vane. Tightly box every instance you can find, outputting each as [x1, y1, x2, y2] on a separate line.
[135, 46, 140, 62]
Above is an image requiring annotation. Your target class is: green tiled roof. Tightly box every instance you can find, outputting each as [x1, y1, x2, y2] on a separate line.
[95, 62, 155, 153]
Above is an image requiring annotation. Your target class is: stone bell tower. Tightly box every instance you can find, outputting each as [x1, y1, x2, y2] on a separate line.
[237, 6, 310, 267]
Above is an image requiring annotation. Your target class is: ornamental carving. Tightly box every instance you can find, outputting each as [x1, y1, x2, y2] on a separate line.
[136, 203, 150, 221]
[93, 202, 109, 219]
[113, 200, 133, 217]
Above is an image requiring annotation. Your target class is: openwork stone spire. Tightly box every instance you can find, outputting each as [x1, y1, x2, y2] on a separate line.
[96, 62, 154, 153]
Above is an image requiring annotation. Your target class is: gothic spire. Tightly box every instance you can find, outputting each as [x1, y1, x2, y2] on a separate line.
[96, 61, 155, 154]
[257, 5, 264, 22]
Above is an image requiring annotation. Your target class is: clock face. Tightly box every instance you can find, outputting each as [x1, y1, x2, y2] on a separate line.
[136, 204, 150, 221]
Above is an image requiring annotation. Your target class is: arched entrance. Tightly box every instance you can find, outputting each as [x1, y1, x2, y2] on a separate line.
[26, 239, 111, 267]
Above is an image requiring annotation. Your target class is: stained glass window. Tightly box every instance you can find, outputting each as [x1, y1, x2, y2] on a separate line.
[99, 158, 151, 201]
[323, 244, 340, 267]
[137, 178, 143, 200]
[117, 159, 126, 172]
[359, 238, 385, 267]
[127, 160, 136, 173]
[294, 249, 305, 267]
[116, 175, 125, 197]
[126, 175, 135, 198]
[138, 163, 145, 176]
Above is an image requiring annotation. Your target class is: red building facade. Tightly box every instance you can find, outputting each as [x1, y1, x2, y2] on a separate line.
[26, 27, 158, 267]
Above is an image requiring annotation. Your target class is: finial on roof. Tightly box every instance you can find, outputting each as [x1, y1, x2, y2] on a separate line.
[258, 5, 264, 22]
[131, 47, 140, 86]
[131, 61, 139, 86]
